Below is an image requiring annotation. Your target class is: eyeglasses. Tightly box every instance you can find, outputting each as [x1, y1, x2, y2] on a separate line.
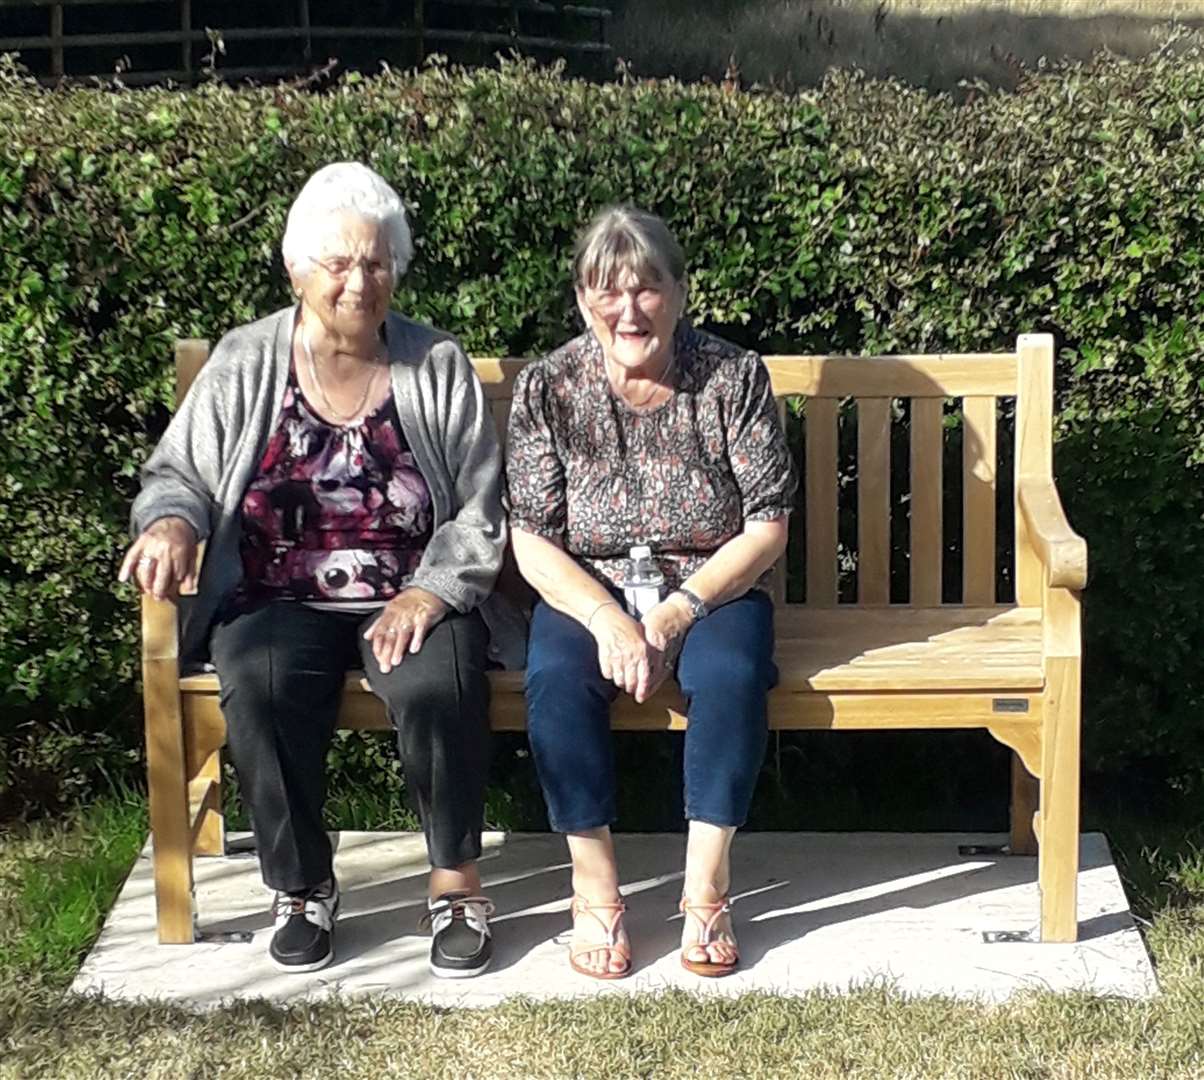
[313, 255, 392, 281]
[585, 284, 668, 315]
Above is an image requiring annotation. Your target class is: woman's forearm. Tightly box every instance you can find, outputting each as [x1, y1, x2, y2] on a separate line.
[679, 518, 789, 611]
[511, 528, 620, 628]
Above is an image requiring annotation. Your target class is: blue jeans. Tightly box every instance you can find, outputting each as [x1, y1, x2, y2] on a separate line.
[524, 590, 776, 832]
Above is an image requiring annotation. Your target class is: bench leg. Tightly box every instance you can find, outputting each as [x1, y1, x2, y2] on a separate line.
[1038, 656, 1080, 942]
[1009, 754, 1039, 856]
[146, 694, 195, 944]
[192, 749, 226, 858]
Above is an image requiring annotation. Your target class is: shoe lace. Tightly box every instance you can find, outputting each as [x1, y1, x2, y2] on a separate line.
[272, 894, 308, 919]
[419, 894, 496, 930]
[272, 883, 336, 927]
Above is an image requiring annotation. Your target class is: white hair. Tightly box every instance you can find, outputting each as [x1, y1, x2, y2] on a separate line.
[281, 162, 414, 282]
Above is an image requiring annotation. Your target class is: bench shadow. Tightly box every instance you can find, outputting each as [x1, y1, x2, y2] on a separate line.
[197, 831, 1126, 984]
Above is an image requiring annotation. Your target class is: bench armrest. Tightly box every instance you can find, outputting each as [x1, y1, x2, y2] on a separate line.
[141, 593, 180, 663]
[1017, 480, 1087, 591]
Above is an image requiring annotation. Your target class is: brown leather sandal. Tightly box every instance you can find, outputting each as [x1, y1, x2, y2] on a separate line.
[568, 895, 632, 980]
[679, 896, 739, 977]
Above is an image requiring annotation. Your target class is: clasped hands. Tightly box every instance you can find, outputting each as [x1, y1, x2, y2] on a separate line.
[589, 594, 695, 704]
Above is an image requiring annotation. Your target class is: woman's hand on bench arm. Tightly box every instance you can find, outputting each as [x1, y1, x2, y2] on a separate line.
[118, 516, 198, 601]
[364, 587, 450, 674]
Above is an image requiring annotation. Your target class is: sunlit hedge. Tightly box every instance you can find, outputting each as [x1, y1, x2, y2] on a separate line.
[3, 48, 1203, 812]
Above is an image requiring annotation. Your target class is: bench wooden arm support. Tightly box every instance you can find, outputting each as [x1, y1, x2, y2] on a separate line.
[1015, 480, 1084, 942]
[1017, 480, 1087, 593]
[142, 590, 225, 942]
[141, 594, 195, 942]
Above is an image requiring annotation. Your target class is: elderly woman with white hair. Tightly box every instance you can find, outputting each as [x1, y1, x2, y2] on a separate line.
[506, 206, 797, 979]
[120, 162, 518, 978]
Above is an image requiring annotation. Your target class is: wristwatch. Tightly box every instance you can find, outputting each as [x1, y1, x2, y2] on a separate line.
[673, 587, 708, 623]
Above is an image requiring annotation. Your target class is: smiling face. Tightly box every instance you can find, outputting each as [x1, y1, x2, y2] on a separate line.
[287, 211, 393, 341]
[577, 266, 683, 375]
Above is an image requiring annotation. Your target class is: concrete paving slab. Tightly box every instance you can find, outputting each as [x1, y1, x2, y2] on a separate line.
[73, 831, 1156, 1008]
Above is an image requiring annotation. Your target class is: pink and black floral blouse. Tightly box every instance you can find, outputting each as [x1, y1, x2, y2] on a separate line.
[237, 364, 433, 606]
[505, 323, 796, 594]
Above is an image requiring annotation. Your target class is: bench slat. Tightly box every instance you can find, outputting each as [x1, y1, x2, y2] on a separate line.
[804, 398, 839, 606]
[857, 398, 891, 605]
[774, 605, 1043, 690]
[909, 398, 944, 605]
[473, 355, 1018, 402]
[770, 398, 790, 603]
[180, 685, 1043, 735]
[763, 356, 1016, 399]
[175, 339, 211, 403]
[963, 396, 998, 605]
[179, 604, 1044, 698]
[491, 397, 512, 449]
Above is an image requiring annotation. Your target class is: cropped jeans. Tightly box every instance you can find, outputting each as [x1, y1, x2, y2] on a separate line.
[524, 589, 776, 832]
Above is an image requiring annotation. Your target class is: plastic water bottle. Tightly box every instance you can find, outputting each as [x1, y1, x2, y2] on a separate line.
[622, 545, 664, 618]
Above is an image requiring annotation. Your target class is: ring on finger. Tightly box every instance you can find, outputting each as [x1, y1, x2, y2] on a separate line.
[138, 555, 155, 568]
[385, 627, 399, 636]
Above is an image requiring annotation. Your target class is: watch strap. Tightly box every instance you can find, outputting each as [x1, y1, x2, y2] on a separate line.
[674, 587, 708, 622]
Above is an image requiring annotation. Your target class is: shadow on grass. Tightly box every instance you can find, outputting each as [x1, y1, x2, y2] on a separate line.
[611, 0, 1204, 92]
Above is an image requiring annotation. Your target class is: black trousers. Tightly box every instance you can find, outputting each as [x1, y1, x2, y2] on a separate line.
[210, 601, 491, 893]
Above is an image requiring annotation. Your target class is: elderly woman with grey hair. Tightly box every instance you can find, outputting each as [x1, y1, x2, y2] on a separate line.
[506, 206, 797, 979]
[120, 162, 519, 978]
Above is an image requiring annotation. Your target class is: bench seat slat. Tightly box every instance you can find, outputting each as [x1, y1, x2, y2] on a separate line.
[179, 605, 1043, 701]
[181, 683, 1042, 733]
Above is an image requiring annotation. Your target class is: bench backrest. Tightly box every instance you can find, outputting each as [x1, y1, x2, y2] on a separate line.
[174, 333, 1054, 612]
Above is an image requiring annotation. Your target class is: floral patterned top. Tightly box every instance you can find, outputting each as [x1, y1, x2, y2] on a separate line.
[237, 363, 433, 607]
[505, 323, 796, 594]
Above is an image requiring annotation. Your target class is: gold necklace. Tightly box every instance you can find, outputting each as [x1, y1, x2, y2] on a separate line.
[613, 349, 676, 410]
[301, 328, 382, 424]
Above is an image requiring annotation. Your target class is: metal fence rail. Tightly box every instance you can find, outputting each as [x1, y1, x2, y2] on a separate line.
[0, 0, 612, 85]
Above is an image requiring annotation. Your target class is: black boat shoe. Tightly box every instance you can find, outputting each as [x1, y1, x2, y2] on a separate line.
[425, 891, 495, 978]
[269, 878, 339, 973]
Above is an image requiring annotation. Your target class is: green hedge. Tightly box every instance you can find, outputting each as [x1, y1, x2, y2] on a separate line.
[3, 49, 1204, 814]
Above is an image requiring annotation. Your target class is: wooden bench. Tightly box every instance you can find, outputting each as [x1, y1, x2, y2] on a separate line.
[142, 332, 1086, 944]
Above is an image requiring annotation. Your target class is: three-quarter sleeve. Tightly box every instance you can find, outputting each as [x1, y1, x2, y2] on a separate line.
[725, 353, 797, 522]
[505, 362, 567, 538]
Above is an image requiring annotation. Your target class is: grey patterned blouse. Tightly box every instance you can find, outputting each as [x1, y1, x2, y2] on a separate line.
[505, 322, 797, 595]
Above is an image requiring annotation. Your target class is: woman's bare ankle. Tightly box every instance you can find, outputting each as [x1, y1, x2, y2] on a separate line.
[428, 861, 480, 900]
[570, 871, 622, 904]
[682, 877, 729, 903]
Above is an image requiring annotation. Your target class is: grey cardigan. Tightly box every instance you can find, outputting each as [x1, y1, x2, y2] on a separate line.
[131, 305, 526, 669]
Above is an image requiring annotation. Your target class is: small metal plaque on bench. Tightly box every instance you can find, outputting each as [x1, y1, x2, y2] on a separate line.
[992, 698, 1029, 713]
[982, 929, 1036, 944]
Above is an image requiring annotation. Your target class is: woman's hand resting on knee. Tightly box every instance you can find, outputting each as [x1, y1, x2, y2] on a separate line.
[364, 587, 450, 673]
[588, 604, 665, 703]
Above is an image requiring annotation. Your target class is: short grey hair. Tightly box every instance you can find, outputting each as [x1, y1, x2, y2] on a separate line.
[573, 206, 686, 291]
[281, 162, 414, 282]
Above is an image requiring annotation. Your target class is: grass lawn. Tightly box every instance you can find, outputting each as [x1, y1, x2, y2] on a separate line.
[3, 794, 1204, 1078]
